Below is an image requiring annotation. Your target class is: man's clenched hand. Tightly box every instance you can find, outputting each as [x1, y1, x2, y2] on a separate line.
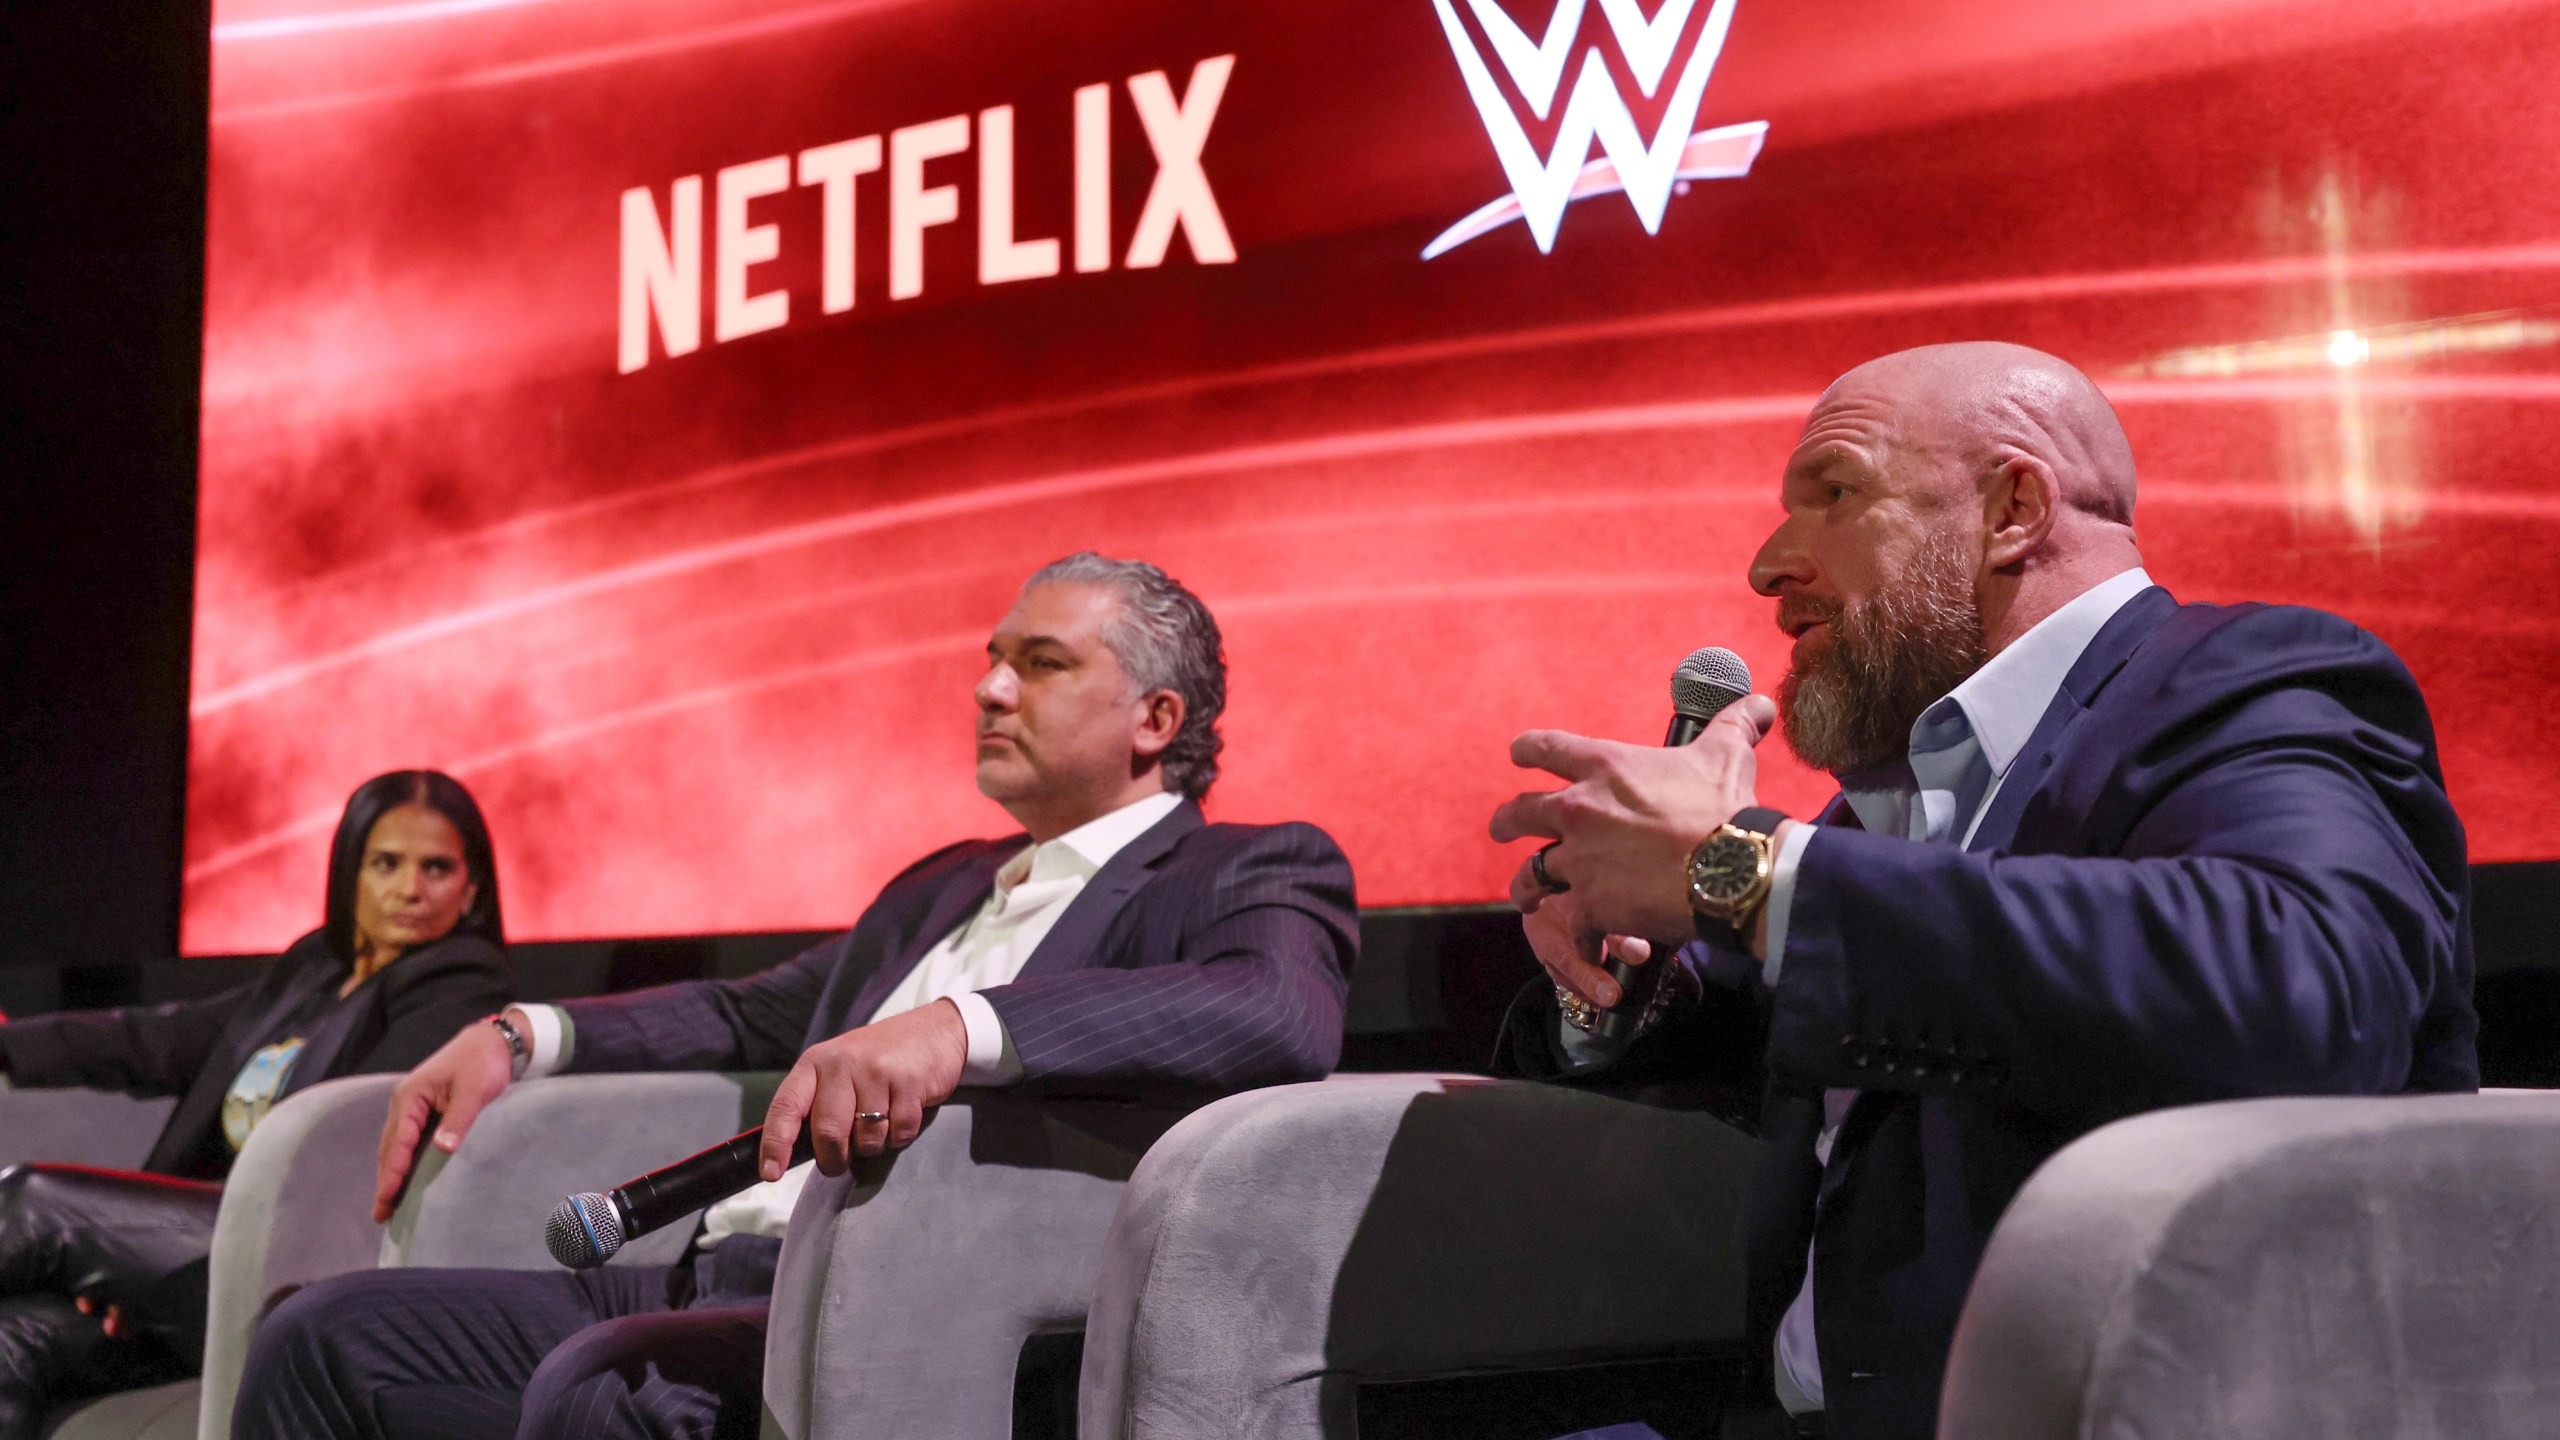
[759, 999, 969, 1179]
[373, 1013, 517, 1223]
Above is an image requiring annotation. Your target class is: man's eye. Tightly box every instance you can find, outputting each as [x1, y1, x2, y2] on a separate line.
[1826, 484, 1849, 503]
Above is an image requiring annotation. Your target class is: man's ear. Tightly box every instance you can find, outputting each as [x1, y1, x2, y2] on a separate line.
[1983, 453, 2060, 571]
[1131, 689, 1185, 760]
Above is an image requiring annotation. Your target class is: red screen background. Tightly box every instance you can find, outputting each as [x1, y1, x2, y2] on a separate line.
[189, 0, 2560, 952]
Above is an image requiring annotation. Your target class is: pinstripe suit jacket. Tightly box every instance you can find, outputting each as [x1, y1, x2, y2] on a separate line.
[554, 802, 1358, 1089]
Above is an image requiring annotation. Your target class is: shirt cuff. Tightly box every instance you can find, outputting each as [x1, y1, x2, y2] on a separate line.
[516, 1003, 572, 1080]
[1761, 822, 1819, 990]
[947, 991, 1023, 1086]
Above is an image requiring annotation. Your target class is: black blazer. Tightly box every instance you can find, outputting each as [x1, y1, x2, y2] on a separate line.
[1502, 592, 2476, 1440]
[557, 802, 1359, 1092]
[0, 930, 514, 1178]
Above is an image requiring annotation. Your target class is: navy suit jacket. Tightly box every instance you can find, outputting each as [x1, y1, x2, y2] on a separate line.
[556, 801, 1359, 1092]
[1503, 590, 2477, 1440]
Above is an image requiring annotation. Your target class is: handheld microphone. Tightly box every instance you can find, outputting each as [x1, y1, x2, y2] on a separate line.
[545, 1124, 815, 1269]
[1588, 645, 1753, 1042]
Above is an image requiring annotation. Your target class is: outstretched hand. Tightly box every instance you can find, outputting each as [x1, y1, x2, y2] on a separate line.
[1490, 694, 1778, 942]
[759, 999, 969, 1179]
[372, 1016, 516, 1223]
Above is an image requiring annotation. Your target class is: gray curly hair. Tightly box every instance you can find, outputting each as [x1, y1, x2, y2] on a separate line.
[1024, 552, 1227, 801]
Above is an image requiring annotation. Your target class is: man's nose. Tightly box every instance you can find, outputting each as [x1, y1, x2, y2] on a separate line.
[975, 665, 1016, 711]
[1748, 516, 1813, 599]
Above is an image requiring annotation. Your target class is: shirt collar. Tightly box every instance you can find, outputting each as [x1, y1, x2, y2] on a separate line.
[1001, 789, 1185, 888]
[1922, 566, 2156, 778]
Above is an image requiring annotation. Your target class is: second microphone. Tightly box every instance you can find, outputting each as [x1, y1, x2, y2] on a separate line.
[547, 1124, 816, 1269]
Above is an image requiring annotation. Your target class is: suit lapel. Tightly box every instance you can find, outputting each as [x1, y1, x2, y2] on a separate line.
[1012, 800, 1203, 981]
[1814, 793, 1860, 830]
[1966, 586, 2179, 855]
[839, 844, 1020, 1027]
[151, 939, 338, 1171]
[231, 938, 341, 1085]
[283, 967, 370, 1094]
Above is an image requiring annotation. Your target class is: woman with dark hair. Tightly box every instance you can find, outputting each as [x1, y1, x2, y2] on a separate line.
[0, 770, 514, 1438]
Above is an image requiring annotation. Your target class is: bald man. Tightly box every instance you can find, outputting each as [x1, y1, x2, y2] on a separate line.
[1492, 343, 2476, 1440]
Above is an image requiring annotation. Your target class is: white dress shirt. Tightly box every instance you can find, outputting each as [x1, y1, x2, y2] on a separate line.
[517, 788, 1185, 1246]
[1768, 566, 2154, 1413]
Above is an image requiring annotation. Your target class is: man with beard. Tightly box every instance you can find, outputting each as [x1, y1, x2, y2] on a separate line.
[1490, 342, 2475, 1440]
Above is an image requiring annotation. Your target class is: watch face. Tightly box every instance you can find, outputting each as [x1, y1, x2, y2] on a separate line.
[1692, 834, 1763, 906]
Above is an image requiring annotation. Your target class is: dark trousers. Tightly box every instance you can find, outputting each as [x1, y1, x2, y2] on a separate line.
[0, 1164, 222, 1440]
[233, 1242, 779, 1440]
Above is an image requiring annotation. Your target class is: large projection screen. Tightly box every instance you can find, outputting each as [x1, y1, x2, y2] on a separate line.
[190, 0, 2560, 952]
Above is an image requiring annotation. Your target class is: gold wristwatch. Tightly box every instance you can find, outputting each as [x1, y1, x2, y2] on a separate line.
[1687, 807, 1787, 951]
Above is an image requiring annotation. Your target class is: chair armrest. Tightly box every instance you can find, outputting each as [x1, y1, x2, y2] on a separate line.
[381, 1071, 784, 1270]
[1941, 1091, 2560, 1440]
[1078, 1074, 1765, 1440]
[198, 1075, 403, 1440]
[0, 1083, 177, 1170]
[762, 1088, 1204, 1440]
[196, 1071, 782, 1440]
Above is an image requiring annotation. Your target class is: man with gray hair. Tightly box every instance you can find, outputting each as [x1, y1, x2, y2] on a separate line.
[237, 553, 1359, 1440]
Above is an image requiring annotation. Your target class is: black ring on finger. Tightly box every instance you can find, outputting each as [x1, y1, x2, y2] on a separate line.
[1531, 842, 1570, 893]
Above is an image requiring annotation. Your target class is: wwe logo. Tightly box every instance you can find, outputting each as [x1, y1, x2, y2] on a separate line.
[1424, 0, 1768, 259]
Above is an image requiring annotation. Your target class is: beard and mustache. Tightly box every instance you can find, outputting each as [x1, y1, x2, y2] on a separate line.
[1776, 526, 1989, 775]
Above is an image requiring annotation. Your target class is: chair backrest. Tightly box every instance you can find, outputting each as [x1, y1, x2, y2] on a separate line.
[1939, 1091, 2560, 1440]
[762, 1088, 1203, 1440]
[0, 1084, 177, 1171]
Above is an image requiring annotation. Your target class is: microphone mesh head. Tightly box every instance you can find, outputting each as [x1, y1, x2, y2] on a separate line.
[1670, 646, 1752, 718]
[545, 1193, 623, 1269]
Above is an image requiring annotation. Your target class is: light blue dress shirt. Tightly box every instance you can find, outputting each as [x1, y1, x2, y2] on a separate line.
[1767, 565, 2155, 1414]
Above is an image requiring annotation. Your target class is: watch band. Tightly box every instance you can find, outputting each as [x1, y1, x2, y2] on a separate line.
[1691, 807, 1790, 952]
[485, 1011, 532, 1081]
[1730, 806, 1788, 838]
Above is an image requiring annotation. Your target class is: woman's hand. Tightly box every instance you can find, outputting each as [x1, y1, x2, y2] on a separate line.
[372, 1014, 518, 1222]
[74, 1294, 125, 1338]
[758, 1000, 969, 1179]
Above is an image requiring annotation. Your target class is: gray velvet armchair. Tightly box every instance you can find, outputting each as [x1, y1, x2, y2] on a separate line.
[1077, 1074, 1767, 1440]
[761, 1087, 1206, 1440]
[11, 1071, 779, 1440]
[1080, 1079, 2560, 1440]
[1939, 1089, 2560, 1440]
